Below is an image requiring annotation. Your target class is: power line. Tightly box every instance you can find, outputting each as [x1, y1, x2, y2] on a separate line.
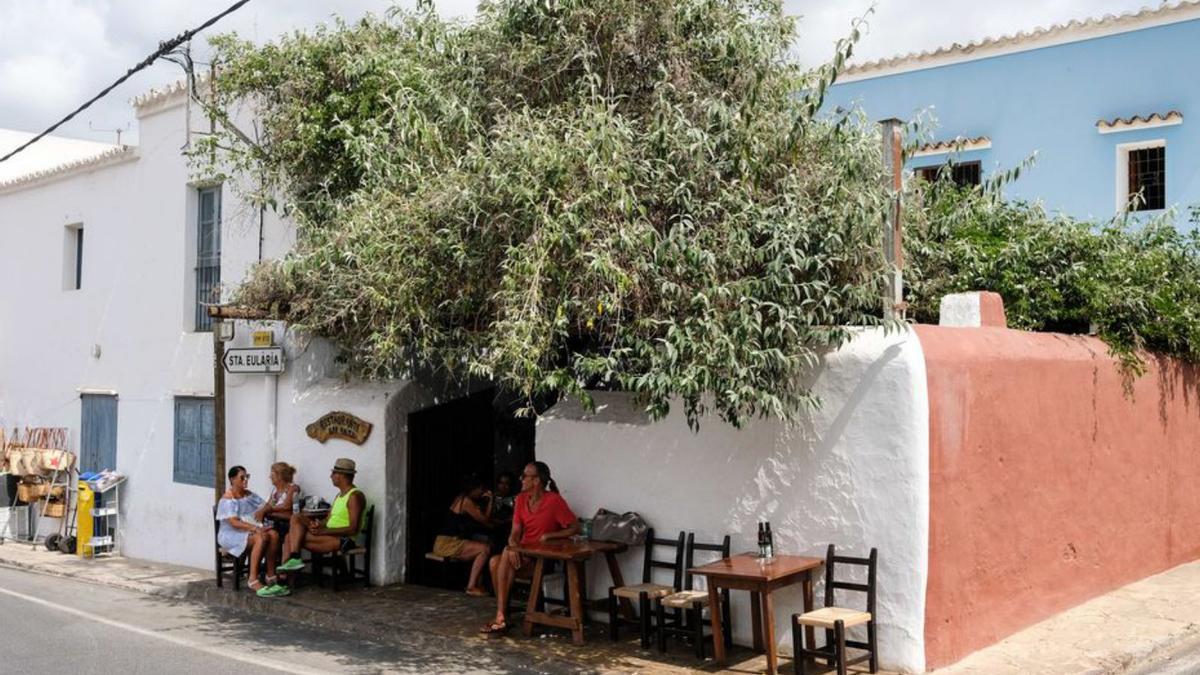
[0, 0, 252, 165]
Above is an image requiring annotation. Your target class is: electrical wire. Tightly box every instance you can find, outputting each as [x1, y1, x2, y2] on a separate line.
[0, 0, 252, 165]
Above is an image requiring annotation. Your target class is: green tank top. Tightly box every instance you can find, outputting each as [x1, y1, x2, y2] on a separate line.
[327, 487, 363, 533]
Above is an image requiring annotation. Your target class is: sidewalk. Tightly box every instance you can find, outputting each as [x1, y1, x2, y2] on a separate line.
[7, 541, 1197, 674]
[936, 559, 1200, 674]
[0, 540, 208, 597]
[0, 542, 876, 674]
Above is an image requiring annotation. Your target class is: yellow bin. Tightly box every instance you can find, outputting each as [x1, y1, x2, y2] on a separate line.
[76, 481, 94, 558]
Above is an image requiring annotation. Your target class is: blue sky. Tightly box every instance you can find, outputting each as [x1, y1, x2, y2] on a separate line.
[0, 0, 1168, 144]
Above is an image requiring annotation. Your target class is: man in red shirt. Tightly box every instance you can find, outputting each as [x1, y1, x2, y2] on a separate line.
[482, 461, 580, 634]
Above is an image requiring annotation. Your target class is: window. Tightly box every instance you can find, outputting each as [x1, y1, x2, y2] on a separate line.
[195, 186, 222, 331]
[916, 161, 982, 188]
[1127, 146, 1165, 211]
[173, 397, 215, 487]
[63, 224, 83, 290]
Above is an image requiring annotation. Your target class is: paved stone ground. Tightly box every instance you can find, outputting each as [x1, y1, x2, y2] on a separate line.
[935, 559, 1200, 675]
[0, 542, 878, 674]
[17, 541, 1199, 673]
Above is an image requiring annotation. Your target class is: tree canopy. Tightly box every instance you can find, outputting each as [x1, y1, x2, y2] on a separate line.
[905, 174, 1200, 378]
[195, 0, 895, 428]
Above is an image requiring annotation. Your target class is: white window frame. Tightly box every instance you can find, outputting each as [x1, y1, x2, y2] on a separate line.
[1115, 139, 1166, 214]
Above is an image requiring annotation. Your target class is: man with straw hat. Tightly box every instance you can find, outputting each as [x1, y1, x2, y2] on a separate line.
[260, 458, 367, 597]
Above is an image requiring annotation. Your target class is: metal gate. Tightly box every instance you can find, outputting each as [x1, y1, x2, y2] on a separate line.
[80, 394, 118, 473]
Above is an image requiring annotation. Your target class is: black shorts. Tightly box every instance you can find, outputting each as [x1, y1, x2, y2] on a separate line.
[339, 536, 357, 553]
[269, 518, 290, 536]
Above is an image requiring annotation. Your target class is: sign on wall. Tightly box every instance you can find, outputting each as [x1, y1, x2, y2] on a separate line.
[222, 347, 285, 373]
[306, 411, 373, 445]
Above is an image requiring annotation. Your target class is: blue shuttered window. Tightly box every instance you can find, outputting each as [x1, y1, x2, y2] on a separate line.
[173, 397, 215, 487]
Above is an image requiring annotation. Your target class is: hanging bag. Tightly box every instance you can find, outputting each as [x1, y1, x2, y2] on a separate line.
[590, 508, 649, 546]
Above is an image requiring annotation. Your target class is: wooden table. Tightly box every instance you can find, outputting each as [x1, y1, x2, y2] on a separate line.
[690, 552, 824, 675]
[511, 539, 631, 645]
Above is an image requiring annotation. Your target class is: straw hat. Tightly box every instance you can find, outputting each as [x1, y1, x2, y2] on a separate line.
[332, 458, 357, 475]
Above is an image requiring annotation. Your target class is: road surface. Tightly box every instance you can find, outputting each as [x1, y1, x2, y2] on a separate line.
[0, 565, 542, 674]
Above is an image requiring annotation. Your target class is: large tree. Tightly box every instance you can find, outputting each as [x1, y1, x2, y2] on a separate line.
[194, 0, 894, 428]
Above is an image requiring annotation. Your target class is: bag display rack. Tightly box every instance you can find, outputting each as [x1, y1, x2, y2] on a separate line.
[1, 427, 77, 549]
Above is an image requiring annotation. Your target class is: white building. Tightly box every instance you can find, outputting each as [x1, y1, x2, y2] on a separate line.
[0, 82, 292, 568]
[0, 82, 930, 672]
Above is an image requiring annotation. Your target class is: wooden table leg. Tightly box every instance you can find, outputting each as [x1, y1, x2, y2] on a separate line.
[762, 590, 778, 675]
[604, 551, 636, 621]
[567, 560, 585, 645]
[803, 572, 816, 657]
[708, 582, 727, 665]
[751, 590, 764, 652]
[522, 557, 545, 637]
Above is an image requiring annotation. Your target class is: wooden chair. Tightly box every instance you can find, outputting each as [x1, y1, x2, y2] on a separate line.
[656, 532, 732, 658]
[791, 545, 879, 675]
[608, 529, 685, 649]
[309, 505, 375, 591]
[213, 505, 248, 589]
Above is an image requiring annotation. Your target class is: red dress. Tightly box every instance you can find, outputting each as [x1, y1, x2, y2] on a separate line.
[513, 491, 577, 546]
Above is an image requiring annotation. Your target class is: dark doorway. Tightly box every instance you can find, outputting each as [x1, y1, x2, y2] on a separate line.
[405, 387, 540, 587]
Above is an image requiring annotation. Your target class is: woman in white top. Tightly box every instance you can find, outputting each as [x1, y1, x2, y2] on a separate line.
[216, 465, 272, 591]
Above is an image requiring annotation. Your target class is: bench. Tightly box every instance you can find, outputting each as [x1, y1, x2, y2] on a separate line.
[305, 505, 375, 591]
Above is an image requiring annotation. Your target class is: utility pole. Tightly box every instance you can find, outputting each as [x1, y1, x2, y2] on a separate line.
[879, 118, 905, 319]
[213, 319, 226, 501]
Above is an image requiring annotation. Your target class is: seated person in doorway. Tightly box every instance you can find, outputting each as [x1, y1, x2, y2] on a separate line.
[491, 471, 516, 522]
[263, 458, 365, 598]
[433, 475, 495, 597]
[215, 465, 275, 593]
[480, 461, 579, 635]
[487, 471, 517, 553]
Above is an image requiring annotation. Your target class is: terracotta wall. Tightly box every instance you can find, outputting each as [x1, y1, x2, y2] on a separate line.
[916, 325, 1200, 669]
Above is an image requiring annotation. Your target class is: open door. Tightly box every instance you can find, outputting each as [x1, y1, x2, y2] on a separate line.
[405, 389, 496, 586]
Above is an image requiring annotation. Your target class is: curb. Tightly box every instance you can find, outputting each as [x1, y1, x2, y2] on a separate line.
[0, 554, 192, 599]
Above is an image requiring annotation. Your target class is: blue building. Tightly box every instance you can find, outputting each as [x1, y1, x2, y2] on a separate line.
[825, 2, 1200, 222]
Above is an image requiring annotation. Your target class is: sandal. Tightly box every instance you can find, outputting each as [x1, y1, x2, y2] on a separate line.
[265, 575, 279, 586]
[247, 579, 264, 592]
[465, 587, 489, 598]
[479, 620, 508, 635]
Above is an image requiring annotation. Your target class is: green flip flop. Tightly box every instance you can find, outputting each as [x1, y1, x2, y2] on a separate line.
[278, 557, 305, 572]
[257, 583, 291, 598]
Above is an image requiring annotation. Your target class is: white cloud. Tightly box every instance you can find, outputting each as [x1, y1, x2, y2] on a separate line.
[0, 0, 1161, 145]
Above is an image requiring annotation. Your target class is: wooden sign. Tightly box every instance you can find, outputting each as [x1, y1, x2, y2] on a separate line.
[306, 411, 372, 445]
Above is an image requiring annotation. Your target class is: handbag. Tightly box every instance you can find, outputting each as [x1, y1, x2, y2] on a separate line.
[590, 508, 649, 546]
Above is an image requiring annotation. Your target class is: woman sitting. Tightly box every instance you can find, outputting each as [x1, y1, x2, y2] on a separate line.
[216, 465, 274, 592]
[251, 461, 300, 574]
[481, 461, 579, 635]
[433, 475, 495, 597]
[255, 462, 301, 537]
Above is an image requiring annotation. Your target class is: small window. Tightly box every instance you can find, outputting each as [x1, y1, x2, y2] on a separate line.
[916, 160, 981, 188]
[173, 397, 215, 487]
[63, 224, 83, 290]
[195, 186, 222, 331]
[1127, 146, 1165, 211]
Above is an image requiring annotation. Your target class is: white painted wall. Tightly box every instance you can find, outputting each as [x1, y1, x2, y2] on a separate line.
[222, 320, 435, 586]
[537, 328, 930, 673]
[0, 91, 294, 570]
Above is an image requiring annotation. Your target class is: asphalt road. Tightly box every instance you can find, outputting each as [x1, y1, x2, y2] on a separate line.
[0, 565, 543, 674]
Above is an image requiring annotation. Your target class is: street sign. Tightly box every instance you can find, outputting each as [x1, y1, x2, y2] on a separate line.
[222, 347, 285, 374]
